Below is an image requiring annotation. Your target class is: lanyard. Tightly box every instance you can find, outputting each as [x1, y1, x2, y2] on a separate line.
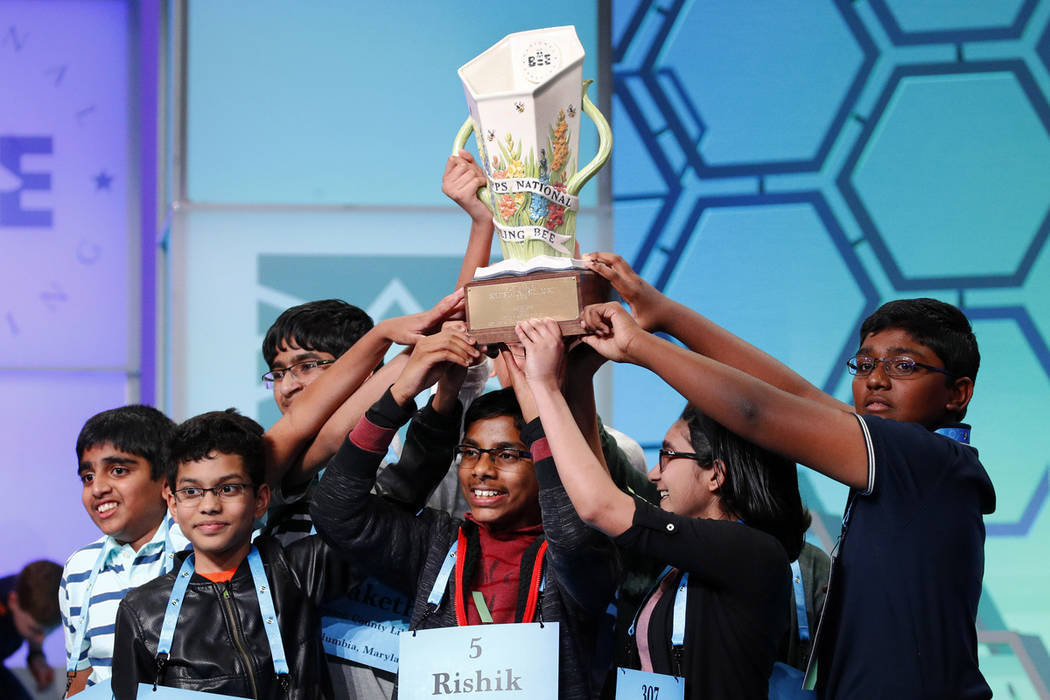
[66, 523, 178, 678]
[156, 547, 289, 685]
[426, 528, 547, 626]
[790, 559, 809, 642]
[627, 566, 688, 647]
[935, 424, 971, 445]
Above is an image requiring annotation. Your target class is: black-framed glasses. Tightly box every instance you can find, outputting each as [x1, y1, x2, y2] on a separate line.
[261, 359, 334, 389]
[657, 448, 704, 474]
[847, 355, 954, 379]
[173, 483, 255, 504]
[455, 445, 533, 470]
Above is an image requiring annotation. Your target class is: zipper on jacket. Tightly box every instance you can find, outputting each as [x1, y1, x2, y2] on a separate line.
[221, 580, 260, 699]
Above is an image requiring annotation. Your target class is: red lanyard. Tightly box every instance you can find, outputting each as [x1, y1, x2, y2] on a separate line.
[452, 526, 548, 626]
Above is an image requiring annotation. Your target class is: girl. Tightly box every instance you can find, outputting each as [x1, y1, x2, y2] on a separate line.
[512, 318, 806, 699]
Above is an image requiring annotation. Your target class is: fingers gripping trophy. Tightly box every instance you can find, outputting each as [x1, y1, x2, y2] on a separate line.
[455, 26, 612, 344]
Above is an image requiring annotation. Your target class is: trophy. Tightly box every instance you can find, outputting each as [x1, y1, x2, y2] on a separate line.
[454, 26, 612, 344]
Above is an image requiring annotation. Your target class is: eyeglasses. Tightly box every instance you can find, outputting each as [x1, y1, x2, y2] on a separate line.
[173, 483, 255, 504]
[455, 445, 533, 470]
[261, 359, 334, 389]
[847, 355, 953, 379]
[656, 448, 703, 474]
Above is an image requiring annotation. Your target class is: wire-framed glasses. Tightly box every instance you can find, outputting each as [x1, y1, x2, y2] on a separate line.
[261, 359, 334, 389]
[847, 355, 953, 379]
[173, 483, 255, 504]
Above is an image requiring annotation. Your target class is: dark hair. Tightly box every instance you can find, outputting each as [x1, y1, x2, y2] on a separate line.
[859, 298, 980, 383]
[463, 387, 525, 436]
[681, 405, 806, 561]
[262, 299, 373, 367]
[76, 405, 175, 481]
[15, 560, 63, 628]
[169, 409, 265, 490]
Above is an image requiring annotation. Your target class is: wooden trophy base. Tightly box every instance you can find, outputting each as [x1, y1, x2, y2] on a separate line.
[464, 269, 610, 345]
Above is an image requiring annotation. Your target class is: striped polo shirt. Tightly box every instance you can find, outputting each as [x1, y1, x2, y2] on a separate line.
[59, 514, 190, 687]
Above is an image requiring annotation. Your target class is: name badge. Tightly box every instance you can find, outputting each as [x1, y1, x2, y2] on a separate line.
[74, 678, 113, 699]
[136, 683, 244, 698]
[615, 667, 685, 700]
[398, 622, 559, 699]
[320, 577, 412, 673]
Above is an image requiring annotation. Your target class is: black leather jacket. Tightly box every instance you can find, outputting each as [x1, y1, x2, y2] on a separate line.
[111, 535, 356, 700]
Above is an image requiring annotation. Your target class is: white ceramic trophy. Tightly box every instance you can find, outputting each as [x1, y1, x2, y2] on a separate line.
[454, 25, 612, 344]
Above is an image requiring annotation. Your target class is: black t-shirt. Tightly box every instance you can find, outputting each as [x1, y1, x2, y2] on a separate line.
[0, 575, 23, 662]
[615, 498, 790, 699]
[816, 415, 996, 699]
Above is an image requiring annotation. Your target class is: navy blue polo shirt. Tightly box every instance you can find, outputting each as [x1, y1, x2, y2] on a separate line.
[815, 415, 995, 699]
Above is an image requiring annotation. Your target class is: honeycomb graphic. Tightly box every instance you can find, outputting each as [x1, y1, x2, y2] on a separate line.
[612, 1, 1050, 695]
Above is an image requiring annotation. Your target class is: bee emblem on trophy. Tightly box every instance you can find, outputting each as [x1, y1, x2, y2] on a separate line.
[567, 104, 576, 118]
[514, 101, 525, 113]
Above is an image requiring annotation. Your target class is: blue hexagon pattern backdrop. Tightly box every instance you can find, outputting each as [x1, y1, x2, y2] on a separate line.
[610, 1, 1050, 696]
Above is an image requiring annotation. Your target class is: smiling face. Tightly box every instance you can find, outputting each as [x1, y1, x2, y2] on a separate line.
[458, 415, 541, 532]
[79, 443, 169, 551]
[168, 453, 270, 573]
[852, 328, 972, 429]
[649, 420, 724, 520]
[269, 341, 336, 414]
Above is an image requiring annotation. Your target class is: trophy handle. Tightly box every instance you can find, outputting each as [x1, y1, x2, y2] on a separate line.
[451, 78, 611, 204]
[566, 79, 612, 196]
[452, 118, 494, 210]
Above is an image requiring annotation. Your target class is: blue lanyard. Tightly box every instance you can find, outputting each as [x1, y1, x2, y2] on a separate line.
[66, 523, 177, 676]
[627, 566, 688, 647]
[157, 547, 289, 682]
[428, 540, 460, 607]
[790, 559, 810, 642]
[935, 424, 971, 445]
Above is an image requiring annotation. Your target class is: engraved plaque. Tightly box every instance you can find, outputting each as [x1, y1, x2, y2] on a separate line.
[468, 276, 580, 329]
[464, 269, 609, 345]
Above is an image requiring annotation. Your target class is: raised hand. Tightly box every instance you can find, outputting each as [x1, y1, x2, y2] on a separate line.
[498, 344, 540, 423]
[579, 302, 646, 363]
[442, 150, 491, 224]
[378, 288, 466, 347]
[583, 252, 669, 332]
[513, 318, 568, 390]
[390, 321, 479, 406]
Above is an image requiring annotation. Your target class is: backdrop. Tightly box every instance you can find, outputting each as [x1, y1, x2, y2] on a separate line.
[0, 1, 1047, 695]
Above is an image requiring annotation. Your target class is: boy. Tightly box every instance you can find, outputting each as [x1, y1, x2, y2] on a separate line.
[310, 324, 619, 700]
[260, 297, 464, 700]
[580, 252, 995, 699]
[261, 293, 463, 540]
[1, 560, 62, 700]
[260, 298, 379, 543]
[112, 409, 357, 700]
[61, 405, 188, 696]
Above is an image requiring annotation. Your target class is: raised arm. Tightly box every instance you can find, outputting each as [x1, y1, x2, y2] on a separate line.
[264, 288, 465, 490]
[580, 303, 869, 490]
[584, 252, 851, 412]
[514, 318, 637, 537]
[375, 323, 477, 510]
[310, 328, 478, 591]
[443, 151, 495, 288]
